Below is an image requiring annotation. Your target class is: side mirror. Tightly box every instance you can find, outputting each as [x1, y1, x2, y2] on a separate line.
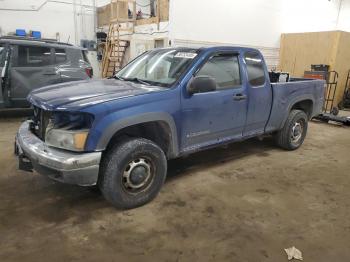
[187, 75, 217, 95]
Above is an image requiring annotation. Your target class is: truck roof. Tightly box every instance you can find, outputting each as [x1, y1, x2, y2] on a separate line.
[156, 46, 261, 54]
[198, 46, 261, 53]
[0, 36, 84, 50]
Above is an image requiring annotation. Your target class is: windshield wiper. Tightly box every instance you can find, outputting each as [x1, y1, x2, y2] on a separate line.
[113, 75, 125, 81]
[123, 77, 152, 86]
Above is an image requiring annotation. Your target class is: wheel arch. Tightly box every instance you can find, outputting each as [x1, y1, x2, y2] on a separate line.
[96, 112, 179, 159]
[290, 99, 314, 119]
[278, 96, 315, 130]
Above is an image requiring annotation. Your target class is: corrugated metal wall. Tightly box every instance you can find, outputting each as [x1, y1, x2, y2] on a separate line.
[173, 39, 279, 70]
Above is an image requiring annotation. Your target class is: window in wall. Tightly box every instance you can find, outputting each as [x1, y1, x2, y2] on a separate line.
[17, 45, 52, 67]
[54, 48, 67, 64]
[196, 53, 241, 90]
[244, 51, 266, 86]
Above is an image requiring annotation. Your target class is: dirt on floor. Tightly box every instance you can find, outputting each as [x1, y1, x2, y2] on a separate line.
[0, 116, 350, 262]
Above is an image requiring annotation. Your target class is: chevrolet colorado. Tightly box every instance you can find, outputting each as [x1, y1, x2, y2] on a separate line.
[15, 46, 325, 209]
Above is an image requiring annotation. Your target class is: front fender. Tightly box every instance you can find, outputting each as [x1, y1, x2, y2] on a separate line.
[88, 112, 179, 157]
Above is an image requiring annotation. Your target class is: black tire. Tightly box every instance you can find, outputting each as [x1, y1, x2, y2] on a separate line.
[275, 109, 308, 150]
[99, 138, 167, 209]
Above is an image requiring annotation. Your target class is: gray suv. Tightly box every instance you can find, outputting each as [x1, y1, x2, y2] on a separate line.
[0, 36, 93, 108]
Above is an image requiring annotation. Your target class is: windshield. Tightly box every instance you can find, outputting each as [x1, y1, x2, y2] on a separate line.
[116, 48, 199, 87]
[0, 44, 6, 67]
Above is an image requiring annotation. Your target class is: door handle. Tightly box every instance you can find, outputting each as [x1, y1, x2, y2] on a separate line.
[233, 94, 247, 101]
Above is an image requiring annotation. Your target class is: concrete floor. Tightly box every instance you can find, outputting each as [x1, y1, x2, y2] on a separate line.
[0, 116, 350, 262]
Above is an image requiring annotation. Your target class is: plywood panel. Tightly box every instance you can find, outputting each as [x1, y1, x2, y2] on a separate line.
[159, 0, 169, 21]
[278, 31, 338, 76]
[97, 2, 129, 27]
[97, 4, 110, 27]
[279, 30, 350, 106]
[332, 31, 350, 104]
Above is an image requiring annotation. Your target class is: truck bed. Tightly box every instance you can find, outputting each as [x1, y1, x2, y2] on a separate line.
[265, 78, 325, 133]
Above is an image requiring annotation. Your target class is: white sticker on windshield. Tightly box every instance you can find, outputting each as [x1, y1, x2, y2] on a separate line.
[174, 52, 197, 59]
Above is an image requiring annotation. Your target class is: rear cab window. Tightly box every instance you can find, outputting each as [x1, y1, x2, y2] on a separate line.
[196, 53, 241, 90]
[244, 51, 266, 86]
[17, 45, 52, 67]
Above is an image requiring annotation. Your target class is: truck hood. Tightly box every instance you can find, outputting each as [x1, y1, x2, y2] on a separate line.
[28, 79, 166, 110]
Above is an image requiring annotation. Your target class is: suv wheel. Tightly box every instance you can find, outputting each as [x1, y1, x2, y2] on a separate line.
[275, 109, 308, 150]
[99, 138, 167, 209]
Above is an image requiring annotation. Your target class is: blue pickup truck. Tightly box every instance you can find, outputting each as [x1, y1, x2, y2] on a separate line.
[15, 46, 325, 209]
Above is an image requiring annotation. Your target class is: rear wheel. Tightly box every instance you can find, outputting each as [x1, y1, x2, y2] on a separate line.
[99, 138, 167, 209]
[275, 109, 308, 150]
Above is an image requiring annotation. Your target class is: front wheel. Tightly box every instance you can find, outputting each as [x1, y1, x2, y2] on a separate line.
[99, 138, 167, 209]
[275, 109, 308, 150]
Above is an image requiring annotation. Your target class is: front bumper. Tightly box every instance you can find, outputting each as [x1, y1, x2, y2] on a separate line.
[15, 121, 102, 186]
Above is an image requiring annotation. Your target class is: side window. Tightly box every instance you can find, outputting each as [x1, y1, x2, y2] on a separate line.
[244, 51, 266, 86]
[0, 45, 6, 66]
[196, 53, 241, 90]
[54, 48, 67, 64]
[17, 45, 52, 67]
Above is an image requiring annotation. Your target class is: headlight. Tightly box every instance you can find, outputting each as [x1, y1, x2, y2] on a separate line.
[45, 112, 93, 152]
[46, 129, 89, 151]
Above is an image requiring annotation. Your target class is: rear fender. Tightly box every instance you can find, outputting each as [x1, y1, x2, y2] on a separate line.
[266, 94, 315, 133]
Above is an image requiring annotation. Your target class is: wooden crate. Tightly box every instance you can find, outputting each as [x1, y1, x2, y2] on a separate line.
[97, 1, 129, 27]
[159, 0, 169, 22]
[98, 0, 169, 27]
[278, 31, 350, 106]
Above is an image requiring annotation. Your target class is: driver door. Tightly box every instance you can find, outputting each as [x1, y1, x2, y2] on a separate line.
[180, 52, 248, 152]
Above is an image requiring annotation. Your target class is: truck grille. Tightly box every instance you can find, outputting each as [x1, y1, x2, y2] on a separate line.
[30, 106, 51, 141]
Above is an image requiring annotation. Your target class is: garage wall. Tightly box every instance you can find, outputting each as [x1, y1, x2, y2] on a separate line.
[169, 0, 348, 69]
[2, 0, 349, 73]
[0, 0, 96, 45]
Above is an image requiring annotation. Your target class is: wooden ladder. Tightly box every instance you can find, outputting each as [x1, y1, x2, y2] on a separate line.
[102, 0, 136, 78]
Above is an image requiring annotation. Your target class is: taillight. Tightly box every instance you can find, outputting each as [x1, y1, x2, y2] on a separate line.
[85, 67, 93, 78]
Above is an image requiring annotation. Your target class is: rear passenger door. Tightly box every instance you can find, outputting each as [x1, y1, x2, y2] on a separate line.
[243, 51, 272, 136]
[10, 45, 61, 107]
